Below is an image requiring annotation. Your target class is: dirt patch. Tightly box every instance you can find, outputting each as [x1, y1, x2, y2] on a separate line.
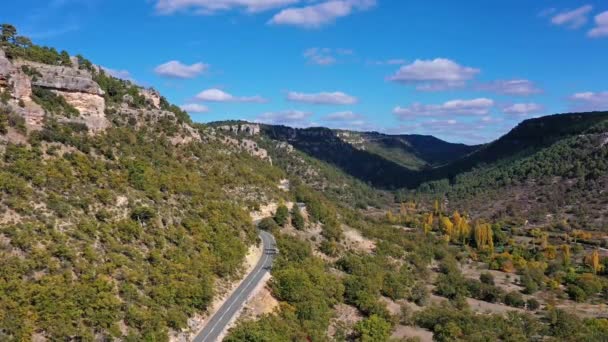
[328, 303, 363, 339]
[466, 298, 525, 315]
[380, 296, 402, 316]
[392, 325, 434, 342]
[343, 225, 375, 253]
[461, 261, 523, 293]
[240, 281, 279, 320]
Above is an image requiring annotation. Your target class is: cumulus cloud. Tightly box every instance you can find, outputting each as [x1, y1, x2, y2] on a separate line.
[477, 79, 542, 96]
[155, 0, 298, 14]
[269, 0, 376, 28]
[303, 47, 352, 66]
[154, 60, 208, 79]
[388, 58, 480, 91]
[287, 91, 357, 105]
[551, 5, 593, 29]
[255, 110, 313, 126]
[502, 103, 544, 116]
[180, 103, 209, 113]
[393, 98, 494, 119]
[570, 91, 608, 110]
[588, 11, 608, 38]
[101, 67, 132, 81]
[195, 88, 267, 103]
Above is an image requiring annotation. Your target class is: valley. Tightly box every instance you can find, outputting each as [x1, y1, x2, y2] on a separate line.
[0, 18, 608, 342]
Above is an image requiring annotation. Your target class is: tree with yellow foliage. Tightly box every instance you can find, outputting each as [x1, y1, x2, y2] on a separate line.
[386, 210, 397, 224]
[434, 199, 440, 215]
[422, 212, 433, 235]
[440, 216, 454, 240]
[586, 249, 604, 275]
[473, 222, 494, 253]
[544, 244, 557, 260]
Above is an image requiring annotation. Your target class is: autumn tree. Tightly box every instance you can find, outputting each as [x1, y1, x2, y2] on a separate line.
[586, 250, 603, 275]
[473, 222, 494, 253]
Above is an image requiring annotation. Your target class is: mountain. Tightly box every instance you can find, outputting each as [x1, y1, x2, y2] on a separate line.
[409, 111, 608, 230]
[336, 130, 478, 169]
[209, 122, 477, 189]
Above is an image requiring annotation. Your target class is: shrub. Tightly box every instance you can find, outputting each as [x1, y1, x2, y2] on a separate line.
[567, 285, 587, 303]
[274, 204, 289, 227]
[526, 298, 540, 310]
[480, 272, 495, 285]
[258, 217, 279, 231]
[504, 291, 525, 308]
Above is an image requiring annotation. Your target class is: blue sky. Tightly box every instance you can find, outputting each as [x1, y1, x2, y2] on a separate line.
[2, 0, 608, 144]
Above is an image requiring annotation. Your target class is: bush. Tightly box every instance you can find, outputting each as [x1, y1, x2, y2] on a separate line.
[480, 272, 495, 285]
[354, 315, 392, 342]
[31, 87, 80, 117]
[274, 204, 289, 227]
[504, 291, 525, 308]
[567, 285, 587, 303]
[258, 217, 279, 231]
[526, 298, 540, 310]
[291, 205, 305, 230]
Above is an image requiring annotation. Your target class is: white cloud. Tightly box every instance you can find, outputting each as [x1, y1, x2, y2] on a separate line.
[180, 103, 209, 113]
[478, 79, 542, 96]
[588, 11, 608, 38]
[256, 110, 313, 126]
[388, 58, 480, 91]
[324, 111, 363, 121]
[101, 67, 132, 81]
[551, 5, 593, 29]
[393, 98, 494, 119]
[502, 103, 543, 116]
[269, 0, 376, 28]
[195, 88, 267, 103]
[155, 0, 298, 14]
[287, 91, 357, 105]
[570, 91, 608, 110]
[303, 47, 353, 66]
[154, 60, 208, 79]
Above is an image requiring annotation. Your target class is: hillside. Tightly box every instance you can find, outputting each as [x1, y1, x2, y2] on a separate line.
[409, 112, 608, 230]
[336, 130, 478, 169]
[210, 122, 476, 189]
[0, 28, 288, 340]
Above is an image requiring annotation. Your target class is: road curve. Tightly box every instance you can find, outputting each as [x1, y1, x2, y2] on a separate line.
[193, 230, 276, 342]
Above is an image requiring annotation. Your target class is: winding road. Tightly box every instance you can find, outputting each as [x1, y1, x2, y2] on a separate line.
[193, 229, 277, 342]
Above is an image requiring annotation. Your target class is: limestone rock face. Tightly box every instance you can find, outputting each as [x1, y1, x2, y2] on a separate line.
[54, 91, 109, 132]
[14, 60, 104, 96]
[0, 50, 32, 100]
[12, 60, 109, 131]
[218, 123, 261, 136]
[140, 88, 161, 109]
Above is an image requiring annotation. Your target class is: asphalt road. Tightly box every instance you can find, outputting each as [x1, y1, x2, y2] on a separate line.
[193, 229, 276, 342]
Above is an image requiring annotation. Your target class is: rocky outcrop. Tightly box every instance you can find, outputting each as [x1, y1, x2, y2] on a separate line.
[12, 60, 109, 132]
[14, 60, 104, 96]
[218, 123, 261, 136]
[140, 88, 161, 109]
